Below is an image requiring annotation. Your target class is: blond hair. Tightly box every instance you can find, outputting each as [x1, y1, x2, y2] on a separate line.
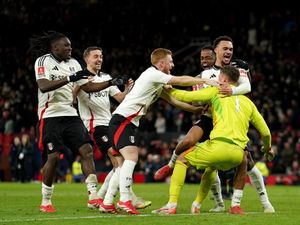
[150, 48, 172, 65]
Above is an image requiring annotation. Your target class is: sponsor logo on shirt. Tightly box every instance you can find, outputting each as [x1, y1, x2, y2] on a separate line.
[50, 74, 67, 80]
[89, 91, 109, 98]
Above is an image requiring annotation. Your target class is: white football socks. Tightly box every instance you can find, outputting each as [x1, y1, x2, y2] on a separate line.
[210, 172, 225, 207]
[248, 166, 270, 205]
[231, 189, 243, 207]
[97, 169, 114, 199]
[119, 160, 136, 202]
[103, 167, 120, 205]
[85, 174, 98, 200]
[41, 182, 54, 206]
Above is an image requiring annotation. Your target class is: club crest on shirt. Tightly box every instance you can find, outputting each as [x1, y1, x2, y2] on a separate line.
[47, 142, 54, 151]
[129, 136, 135, 143]
[239, 69, 247, 77]
[101, 135, 108, 142]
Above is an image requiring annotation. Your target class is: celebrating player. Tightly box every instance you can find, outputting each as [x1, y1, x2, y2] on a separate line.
[107, 48, 216, 214]
[30, 31, 125, 213]
[74, 46, 151, 212]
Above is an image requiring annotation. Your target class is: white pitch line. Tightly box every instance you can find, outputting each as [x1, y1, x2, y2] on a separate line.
[0, 212, 265, 223]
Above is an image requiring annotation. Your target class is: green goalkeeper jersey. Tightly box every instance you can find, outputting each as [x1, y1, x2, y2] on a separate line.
[169, 86, 271, 150]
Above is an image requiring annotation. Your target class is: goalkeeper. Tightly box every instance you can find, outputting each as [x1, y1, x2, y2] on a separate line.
[152, 65, 274, 215]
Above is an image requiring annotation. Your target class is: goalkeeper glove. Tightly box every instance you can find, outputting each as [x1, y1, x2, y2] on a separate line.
[68, 69, 93, 82]
[260, 146, 275, 161]
[109, 75, 128, 86]
[231, 59, 249, 72]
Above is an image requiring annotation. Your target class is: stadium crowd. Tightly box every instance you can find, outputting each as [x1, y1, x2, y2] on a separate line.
[0, 0, 300, 184]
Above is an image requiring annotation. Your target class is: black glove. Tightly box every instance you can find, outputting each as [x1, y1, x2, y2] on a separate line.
[69, 69, 93, 82]
[231, 59, 249, 72]
[109, 75, 128, 86]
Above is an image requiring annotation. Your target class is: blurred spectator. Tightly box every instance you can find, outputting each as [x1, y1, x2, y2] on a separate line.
[55, 151, 72, 183]
[144, 154, 164, 182]
[0, 110, 14, 135]
[16, 134, 34, 182]
[155, 111, 166, 134]
[9, 136, 22, 181]
[72, 155, 84, 183]
[22, 134, 34, 181]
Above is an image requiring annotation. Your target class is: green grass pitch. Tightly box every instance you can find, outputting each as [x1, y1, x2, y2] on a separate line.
[0, 182, 300, 225]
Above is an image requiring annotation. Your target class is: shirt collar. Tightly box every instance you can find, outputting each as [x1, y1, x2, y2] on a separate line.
[151, 65, 158, 70]
[213, 64, 221, 70]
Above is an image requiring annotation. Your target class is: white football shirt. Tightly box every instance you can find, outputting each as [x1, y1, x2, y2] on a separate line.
[113, 66, 173, 126]
[201, 66, 251, 93]
[77, 72, 120, 130]
[34, 53, 82, 119]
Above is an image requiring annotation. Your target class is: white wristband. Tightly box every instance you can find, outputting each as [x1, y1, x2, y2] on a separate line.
[67, 76, 70, 82]
[168, 151, 178, 168]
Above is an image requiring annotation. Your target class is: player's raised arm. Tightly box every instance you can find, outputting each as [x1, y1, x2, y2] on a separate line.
[168, 76, 219, 87]
[160, 89, 204, 114]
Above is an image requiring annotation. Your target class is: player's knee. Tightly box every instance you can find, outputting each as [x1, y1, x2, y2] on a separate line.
[247, 161, 255, 170]
[181, 136, 195, 149]
[47, 152, 60, 165]
[247, 157, 255, 170]
[79, 143, 93, 159]
[246, 151, 255, 170]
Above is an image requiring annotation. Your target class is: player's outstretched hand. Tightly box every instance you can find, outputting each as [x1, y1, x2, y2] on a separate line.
[204, 78, 219, 87]
[69, 69, 93, 82]
[109, 75, 128, 86]
[163, 84, 173, 91]
[125, 78, 134, 91]
[231, 59, 249, 72]
[154, 165, 173, 181]
[260, 146, 275, 161]
[264, 151, 274, 161]
[219, 83, 233, 96]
